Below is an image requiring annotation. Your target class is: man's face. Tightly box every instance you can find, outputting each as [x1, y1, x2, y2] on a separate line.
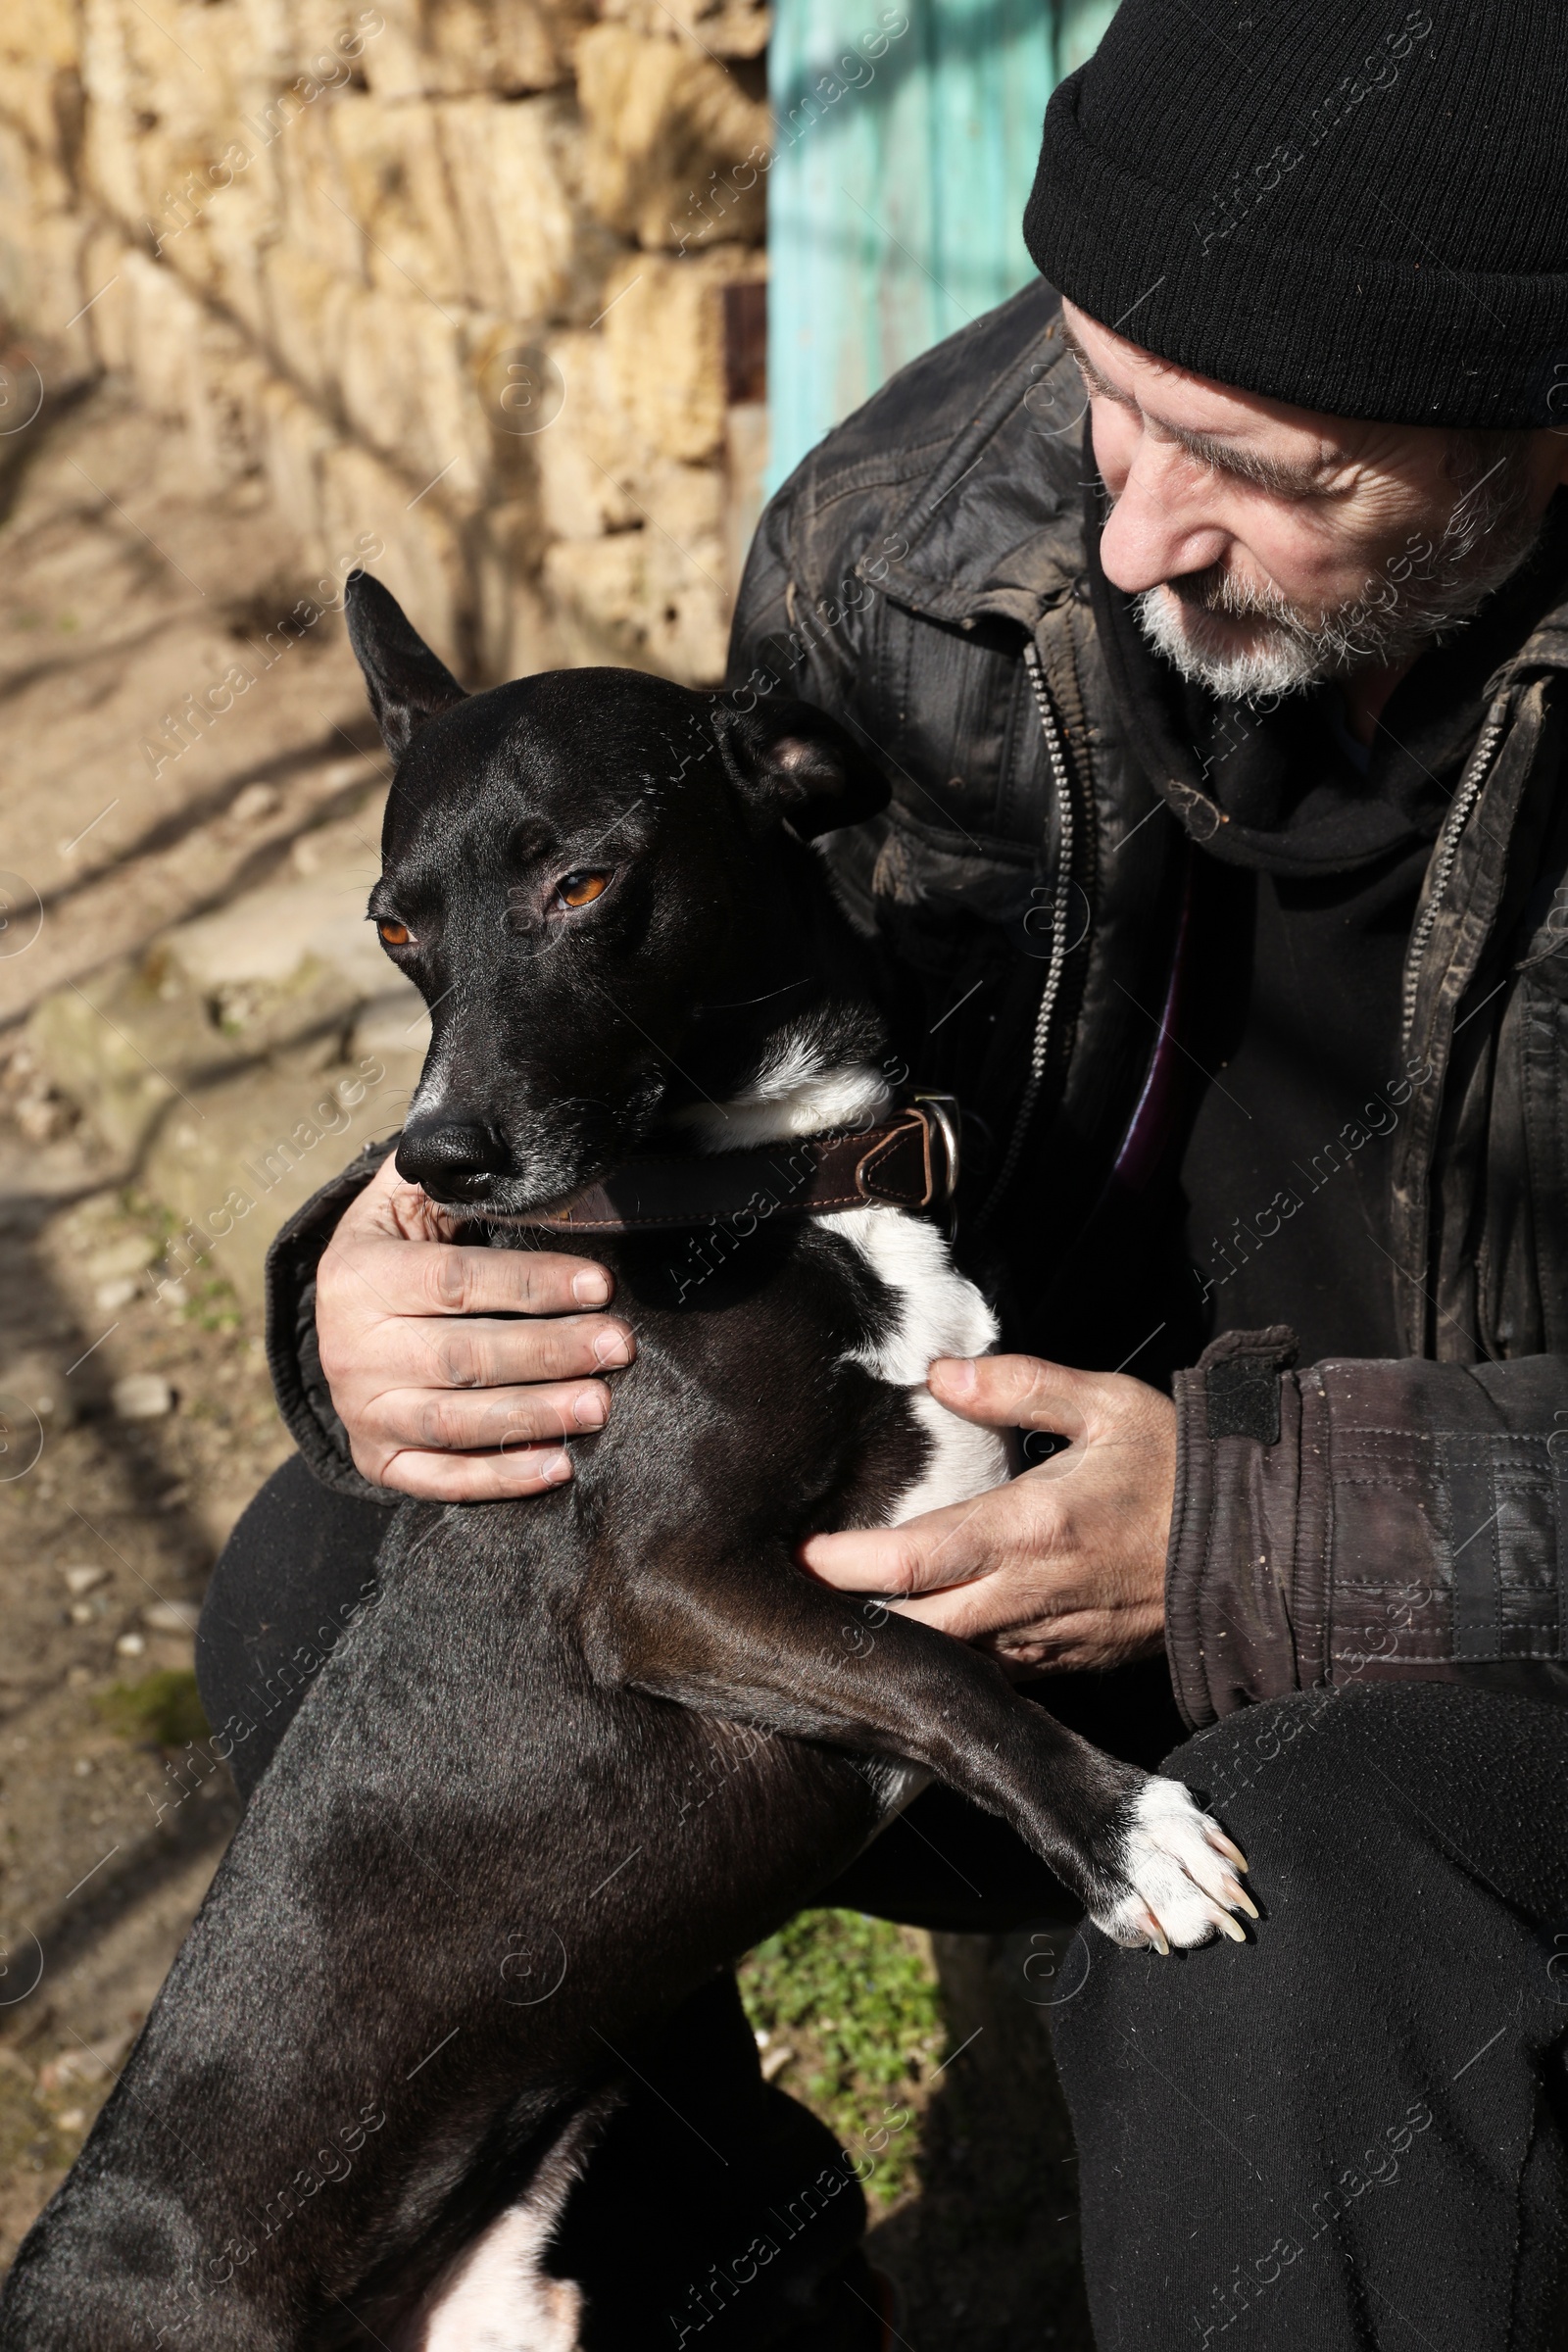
[1061, 299, 1566, 705]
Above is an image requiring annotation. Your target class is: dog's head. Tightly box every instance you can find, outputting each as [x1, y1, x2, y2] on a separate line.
[346, 572, 891, 1211]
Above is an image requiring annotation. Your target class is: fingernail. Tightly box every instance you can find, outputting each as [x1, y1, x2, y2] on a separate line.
[592, 1326, 633, 1367]
[935, 1356, 977, 1395]
[572, 1388, 608, 1429]
[540, 1449, 572, 1483]
[572, 1268, 612, 1305]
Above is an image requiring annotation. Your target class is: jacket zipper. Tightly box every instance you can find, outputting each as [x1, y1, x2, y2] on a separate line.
[1399, 697, 1508, 1050]
[978, 641, 1075, 1223]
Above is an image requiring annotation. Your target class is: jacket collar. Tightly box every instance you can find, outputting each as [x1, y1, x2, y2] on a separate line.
[847, 302, 1087, 632]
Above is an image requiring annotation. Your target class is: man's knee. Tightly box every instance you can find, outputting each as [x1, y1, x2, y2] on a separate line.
[1166, 1680, 1568, 1922]
[1169, 1685, 1375, 1841]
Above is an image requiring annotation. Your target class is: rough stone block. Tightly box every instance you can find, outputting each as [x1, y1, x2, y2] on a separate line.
[0, 0, 80, 82]
[328, 90, 466, 307]
[195, 154, 281, 337]
[79, 108, 145, 237]
[604, 244, 762, 464]
[75, 221, 130, 369]
[0, 171, 95, 374]
[436, 92, 610, 326]
[336, 285, 487, 504]
[544, 514, 726, 684]
[0, 58, 74, 164]
[114, 249, 211, 423]
[268, 80, 365, 279]
[361, 0, 589, 102]
[599, 0, 768, 60]
[317, 435, 468, 666]
[533, 324, 645, 541]
[256, 371, 338, 551]
[183, 320, 270, 487]
[473, 499, 566, 681]
[575, 24, 766, 251]
[260, 243, 353, 407]
[237, 0, 298, 82]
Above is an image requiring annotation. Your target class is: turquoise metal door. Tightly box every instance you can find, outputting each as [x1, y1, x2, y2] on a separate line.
[766, 0, 1116, 489]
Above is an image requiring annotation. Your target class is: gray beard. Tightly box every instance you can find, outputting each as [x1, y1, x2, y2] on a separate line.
[1131, 444, 1544, 706]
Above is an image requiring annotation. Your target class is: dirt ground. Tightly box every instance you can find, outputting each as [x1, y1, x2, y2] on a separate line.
[0, 371, 1093, 2346]
[0, 1105, 290, 2262]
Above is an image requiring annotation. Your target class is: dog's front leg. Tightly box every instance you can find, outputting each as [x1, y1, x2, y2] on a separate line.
[601, 1552, 1251, 1950]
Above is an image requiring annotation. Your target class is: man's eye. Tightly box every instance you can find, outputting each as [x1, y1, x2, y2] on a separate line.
[557, 871, 609, 908]
[377, 918, 412, 947]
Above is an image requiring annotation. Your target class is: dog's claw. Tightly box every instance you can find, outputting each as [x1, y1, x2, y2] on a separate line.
[1095, 1779, 1261, 1953]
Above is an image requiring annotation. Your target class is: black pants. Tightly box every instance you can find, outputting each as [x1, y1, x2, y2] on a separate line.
[199, 1458, 1568, 2350]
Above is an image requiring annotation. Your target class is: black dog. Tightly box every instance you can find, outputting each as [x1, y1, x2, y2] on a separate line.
[0, 576, 1251, 2349]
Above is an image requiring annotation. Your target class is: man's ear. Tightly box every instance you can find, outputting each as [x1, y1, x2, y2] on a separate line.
[710, 697, 891, 840]
[343, 570, 467, 760]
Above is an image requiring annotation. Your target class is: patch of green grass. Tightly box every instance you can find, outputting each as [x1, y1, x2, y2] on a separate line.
[738, 1910, 945, 2204]
[96, 1669, 209, 1750]
[180, 1272, 241, 1331]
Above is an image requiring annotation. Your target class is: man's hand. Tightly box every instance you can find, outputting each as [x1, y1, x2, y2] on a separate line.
[798, 1354, 1175, 1672]
[314, 1154, 635, 1501]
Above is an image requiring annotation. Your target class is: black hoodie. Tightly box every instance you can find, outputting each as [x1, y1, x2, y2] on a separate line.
[1088, 491, 1568, 1367]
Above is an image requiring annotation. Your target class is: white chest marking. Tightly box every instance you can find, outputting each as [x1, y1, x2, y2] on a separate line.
[833, 1203, 1011, 1524]
[670, 1048, 892, 1151]
[398, 2202, 584, 2351]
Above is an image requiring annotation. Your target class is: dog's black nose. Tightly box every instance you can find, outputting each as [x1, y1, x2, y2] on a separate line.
[396, 1118, 511, 1203]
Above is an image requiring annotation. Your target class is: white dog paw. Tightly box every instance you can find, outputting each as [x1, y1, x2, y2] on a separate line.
[1091, 1777, 1255, 1954]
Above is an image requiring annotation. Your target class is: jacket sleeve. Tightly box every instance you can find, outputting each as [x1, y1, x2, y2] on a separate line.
[1165, 1327, 1568, 1727]
[263, 1139, 401, 1506]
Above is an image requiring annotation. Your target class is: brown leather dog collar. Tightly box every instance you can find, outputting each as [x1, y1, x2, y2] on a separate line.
[506, 1096, 960, 1234]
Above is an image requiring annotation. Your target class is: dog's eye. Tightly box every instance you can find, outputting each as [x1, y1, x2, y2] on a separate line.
[557, 870, 609, 909]
[377, 918, 413, 947]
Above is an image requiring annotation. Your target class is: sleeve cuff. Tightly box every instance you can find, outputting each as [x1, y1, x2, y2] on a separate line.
[1164, 1326, 1307, 1730]
[264, 1137, 400, 1506]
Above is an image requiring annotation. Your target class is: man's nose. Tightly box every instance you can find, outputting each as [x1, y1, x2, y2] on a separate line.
[1097, 441, 1232, 597]
[396, 1115, 510, 1203]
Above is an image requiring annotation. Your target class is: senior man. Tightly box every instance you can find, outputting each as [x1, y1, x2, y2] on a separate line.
[201, 2, 1568, 2343]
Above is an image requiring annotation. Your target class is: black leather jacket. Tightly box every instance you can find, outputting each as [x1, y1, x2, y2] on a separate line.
[268, 278, 1568, 1726]
[723, 276, 1568, 1724]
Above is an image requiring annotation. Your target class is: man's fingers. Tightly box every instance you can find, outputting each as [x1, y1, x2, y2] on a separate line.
[328, 1237, 617, 1322]
[375, 1444, 574, 1503]
[406, 1314, 632, 1392]
[798, 1498, 995, 1596]
[928, 1352, 1108, 1437]
[367, 1380, 612, 1455]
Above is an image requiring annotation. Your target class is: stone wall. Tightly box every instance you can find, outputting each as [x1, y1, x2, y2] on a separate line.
[0, 0, 771, 685]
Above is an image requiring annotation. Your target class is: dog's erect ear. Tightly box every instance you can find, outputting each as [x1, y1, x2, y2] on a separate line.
[343, 570, 467, 761]
[711, 698, 891, 840]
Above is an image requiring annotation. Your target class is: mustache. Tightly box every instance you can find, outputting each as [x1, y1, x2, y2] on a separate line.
[1165, 564, 1315, 630]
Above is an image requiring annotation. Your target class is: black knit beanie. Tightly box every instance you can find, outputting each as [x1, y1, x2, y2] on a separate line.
[1023, 1, 1568, 427]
